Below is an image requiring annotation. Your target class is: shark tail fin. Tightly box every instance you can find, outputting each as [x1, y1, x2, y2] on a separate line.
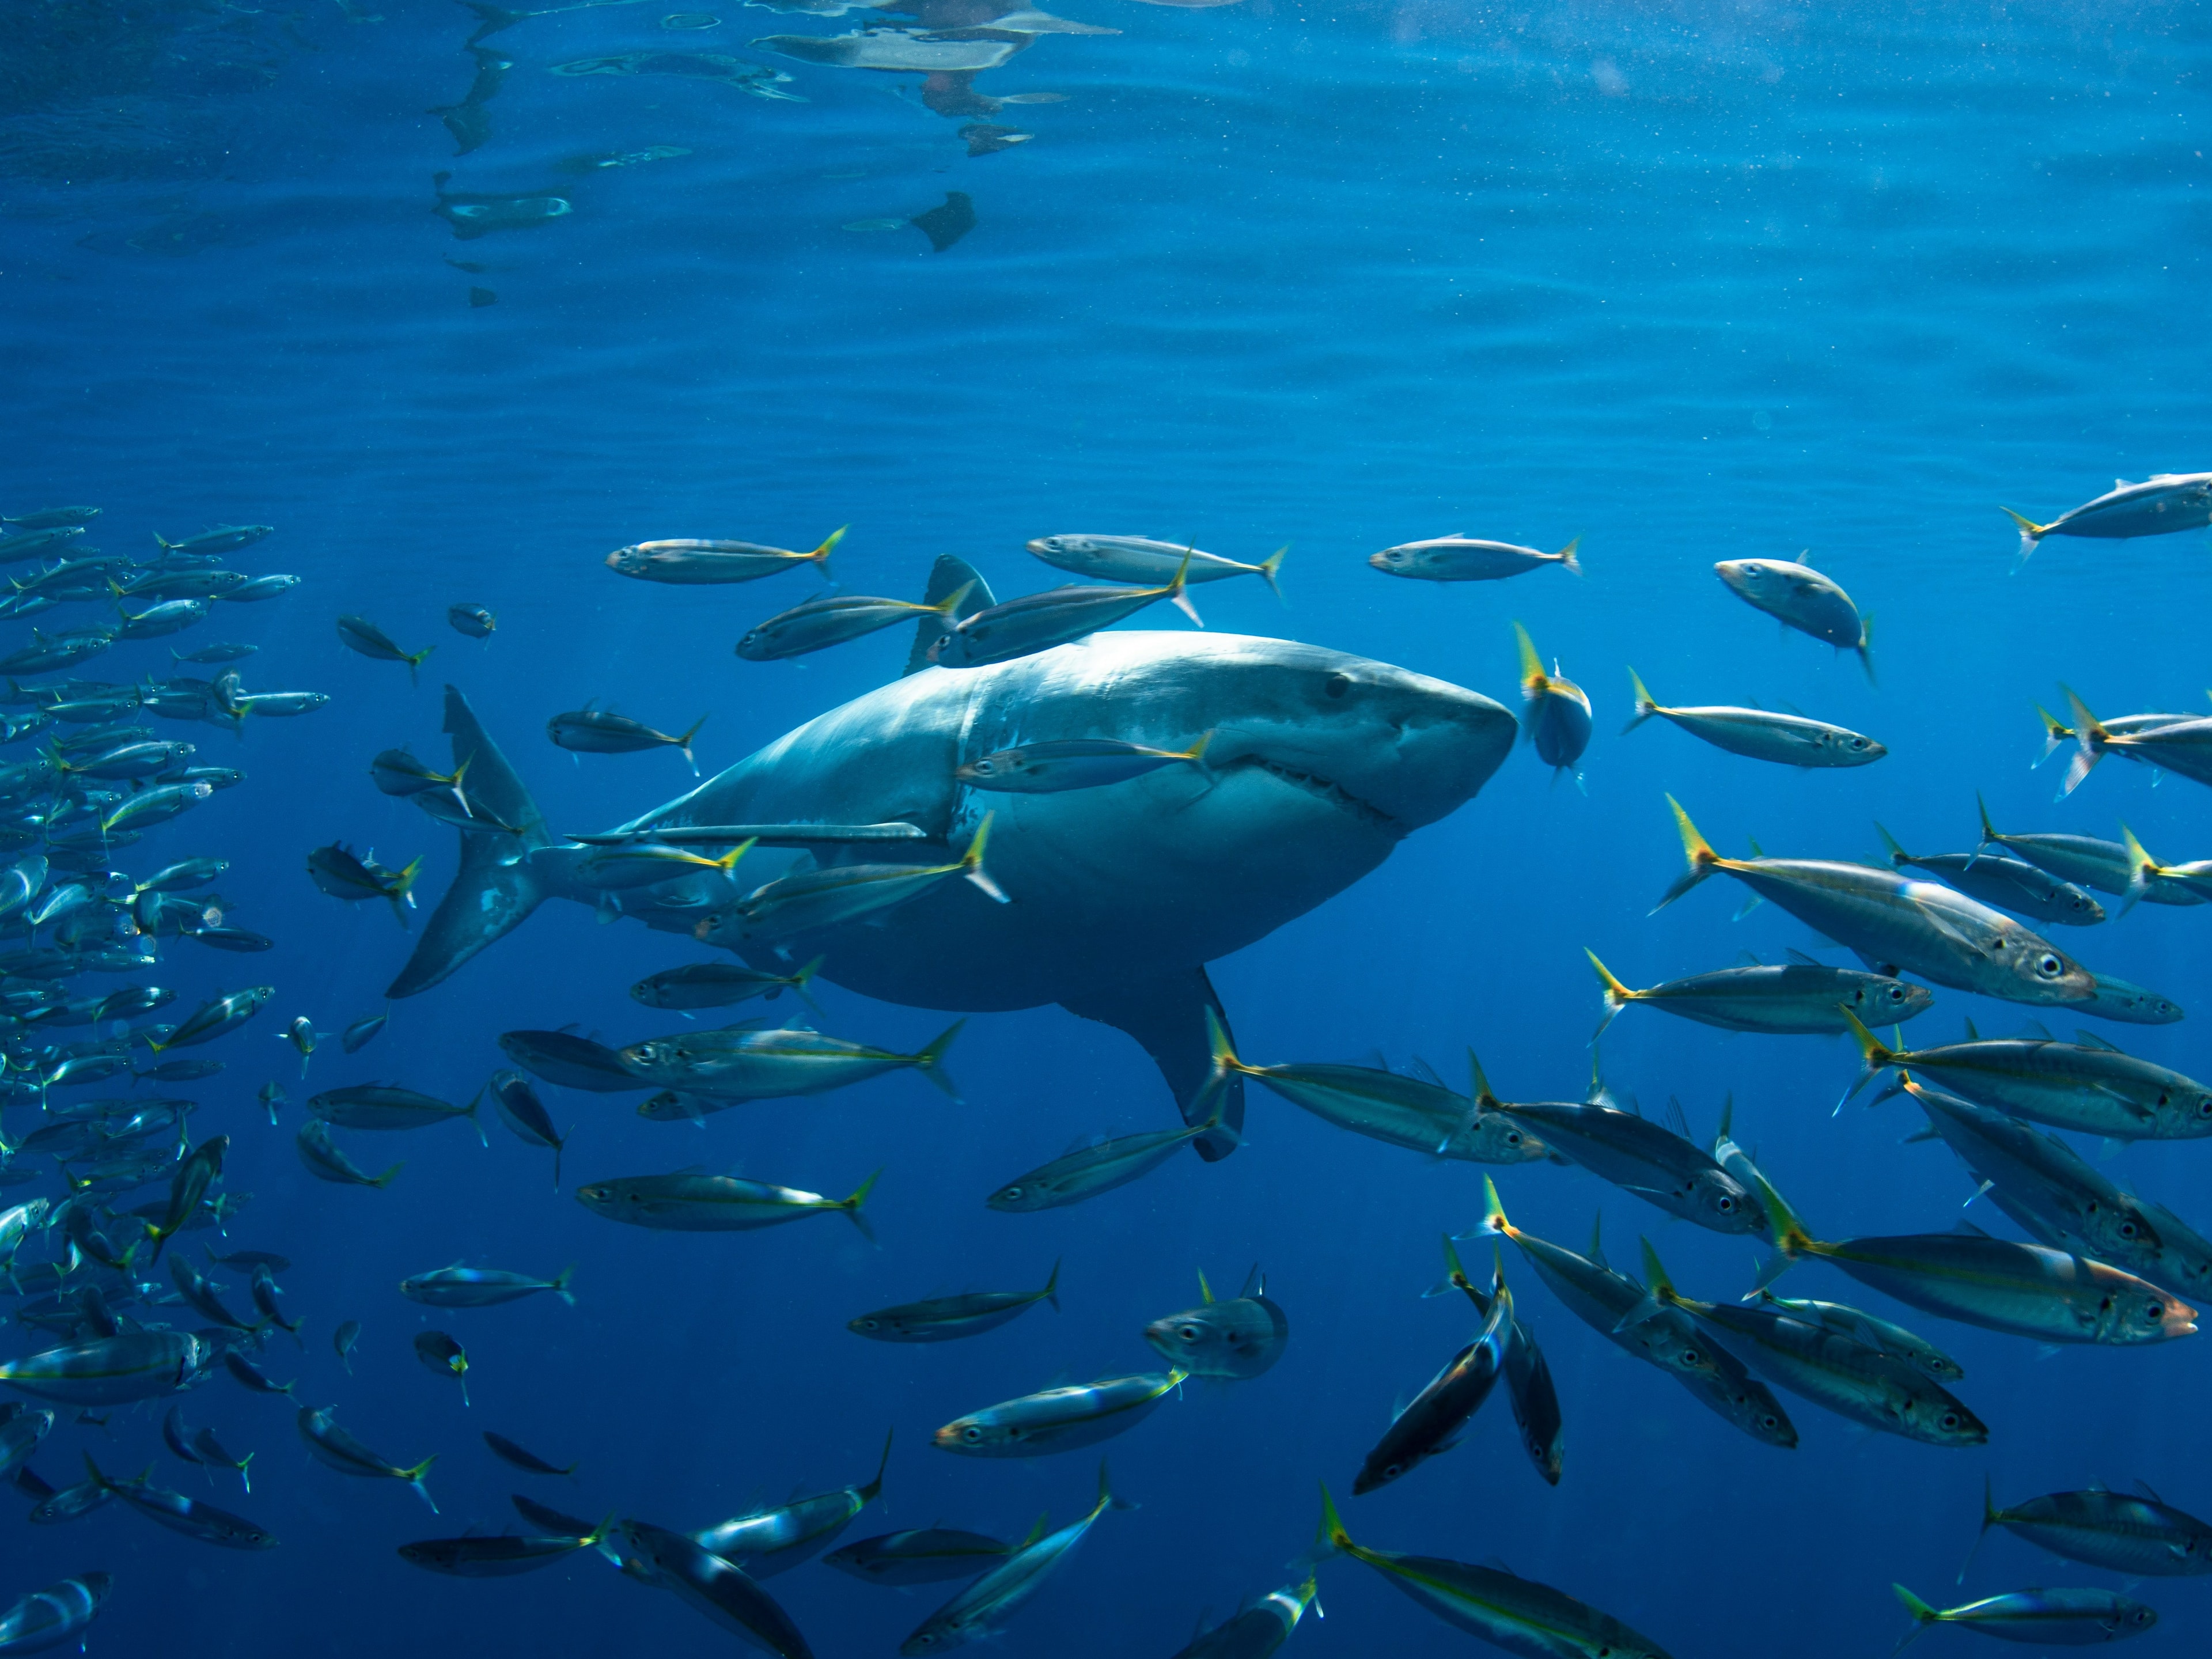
[386, 687, 555, 999]
[905, 555, 993, 676]
[2001, 506, 2047, 563]
[1652, 796, 1722, 912]
[1257, 544, 1289, 604]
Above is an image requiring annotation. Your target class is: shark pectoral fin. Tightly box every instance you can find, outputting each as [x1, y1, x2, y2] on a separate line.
[386, 687, 554, 999]
[1058, 965, 1244, 1162]
[904, 555, 994, 676]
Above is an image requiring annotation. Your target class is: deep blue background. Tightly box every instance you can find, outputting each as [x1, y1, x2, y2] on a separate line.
[3, 0, 2211, 1653]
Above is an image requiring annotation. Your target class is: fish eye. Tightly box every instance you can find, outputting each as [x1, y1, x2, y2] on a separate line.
[1759, 1413, 1779, 1430]
[1714, 1194, 1736, 1213]
[1382, 1463, 1402, 1479]
[2145, 1303, 2165, 1322]
[1177, 1325, 1202, 1342]
[961, 1426, 983, 1443]
[2197, 1099, 2212, 1118]
[972, 759, 994, 774]
[1940, 1411, 1962, 1430]
[999, 1186, 1022, 1200]
[2037, 953, 2062, 976]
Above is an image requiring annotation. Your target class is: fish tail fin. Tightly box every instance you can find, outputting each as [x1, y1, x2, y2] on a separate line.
[1652, 796, 1722, 912]
[2031, 705, 2070, 769]
[808, 525, 847, 581]
[1479, 1175, 1513, 1241]
[1257, 544, 1289, 604]
[1555, 535, 1582, 576]
[402, 1455, 439, 1513]
[1839, 1006, 1896, 1106]
[1094, 1457, 1135, 1516]
[674, 713, 707, 777]
[464, 1088, 488, 1149]
[549, 1264, 575, 1305]
[1857, 612, 1875, 685]
[1043, 1256, 1061, 1311]
[842, 1169, 882, 1243]
[914, 1020, 963, 1100]
[1584, 948, 1635, 1040]
[959, 813, 1006, 904]
[790, 955, 828, 1016]
[711, 836, 760, 874]
[1316, 1482, 1351, 1558]
[2119, 824, 2156, 916]
[1179, 730, 1214, 778]
[1957, 1476, 1998, 1584]
[1465, 1047, 1499, 1111]
[1892, 1584, 1940, 1652]
[1203, 1006, 1247, 1082]
[373, 1161, 405, 1188]
[237, 1451, 255, 1492]
[2059, 685, 2108, 797]
[387, 687, 553, 999]
[1874, 821, 1908, 867]
[406, 644, 434, 688]
[1621, 666, 1657, 733]
[863, 1426, 893, 1502]
[929, 578, 976, 618]
[1164, 548, 1202, 627]
[1974, 790, 2002, 852]
[2000, 506, 2047, 563]
[1512, 620, 1543, 686]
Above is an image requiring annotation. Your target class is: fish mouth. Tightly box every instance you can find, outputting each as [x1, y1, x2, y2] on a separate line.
[1226, 756, 1398, 831]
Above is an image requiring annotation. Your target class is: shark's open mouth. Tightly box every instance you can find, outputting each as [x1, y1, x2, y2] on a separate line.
[1236, 756, 1399, 831]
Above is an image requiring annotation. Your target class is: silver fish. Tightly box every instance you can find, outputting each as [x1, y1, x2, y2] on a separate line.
[1027, 535, 1286, 596]
[1714, 554, 1872, 680]
[1586, 948, 1931, 1039]
[1369, 532, 1581, 583]
[1657, 798, 2097, 1006]
[605, 527, 843, 585]
[2004, 472, 2212, 559]
[1624, 668, 1883, 767]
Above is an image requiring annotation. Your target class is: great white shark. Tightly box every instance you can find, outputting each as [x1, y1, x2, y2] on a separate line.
[388, 559, 1516, 1160]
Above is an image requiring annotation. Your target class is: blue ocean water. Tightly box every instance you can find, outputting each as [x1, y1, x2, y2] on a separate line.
[4, 0, 2212, 1653]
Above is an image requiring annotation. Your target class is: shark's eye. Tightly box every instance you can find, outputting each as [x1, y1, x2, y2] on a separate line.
[1324, 673, 1351, 699]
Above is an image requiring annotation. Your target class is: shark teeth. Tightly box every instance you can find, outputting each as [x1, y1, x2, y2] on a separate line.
[1243, 758, 1396, 831]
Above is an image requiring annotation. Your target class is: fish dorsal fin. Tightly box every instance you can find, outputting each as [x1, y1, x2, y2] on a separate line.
[1406, 1055, 1446, 1089]
[1952, 1218, 1992, 1238]
[2075, 1031, 2122, 1053]
[1784, 948, 1823, 966]
[1238, 1264, 1263, 1300]
[1196, 1269, 1214, 1305]
[1663, 1096, 1691, 1139]
[2135, 1479, 2166, 1503]
[1734, 949, 1763, 966]
[1962, 1017, 1980, 1042]
[1745, 835, 1766, 858]
[1796, 549, 1816, 567]
[1484, 1556, 1519, 1577]
[1020, 1509, 1050, 1547]
[2010, 1020, 2052, 1041]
